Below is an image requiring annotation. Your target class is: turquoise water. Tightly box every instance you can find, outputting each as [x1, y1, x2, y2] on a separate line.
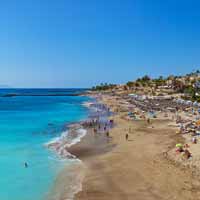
[0, 89, 89, 200]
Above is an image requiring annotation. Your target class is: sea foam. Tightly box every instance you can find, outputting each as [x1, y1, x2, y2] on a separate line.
[45, 127, 87, 159]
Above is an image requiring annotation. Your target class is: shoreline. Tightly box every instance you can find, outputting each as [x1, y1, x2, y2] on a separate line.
[46, 95, 113, 200]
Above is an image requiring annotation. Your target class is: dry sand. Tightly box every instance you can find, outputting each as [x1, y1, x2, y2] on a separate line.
[68, 95, 200, 200]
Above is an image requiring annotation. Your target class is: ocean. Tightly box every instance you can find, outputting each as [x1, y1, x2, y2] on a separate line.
[0, 89, 90, 200]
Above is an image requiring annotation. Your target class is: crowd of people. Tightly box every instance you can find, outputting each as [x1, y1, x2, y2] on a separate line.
[81, 101, 114, 138]
[125, 94, 200, 160]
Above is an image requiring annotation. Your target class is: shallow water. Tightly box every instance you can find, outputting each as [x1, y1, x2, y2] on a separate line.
[0, 89, 89, 200]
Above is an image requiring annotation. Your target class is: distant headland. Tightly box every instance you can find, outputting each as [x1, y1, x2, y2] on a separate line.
[91, 70, 200, 102]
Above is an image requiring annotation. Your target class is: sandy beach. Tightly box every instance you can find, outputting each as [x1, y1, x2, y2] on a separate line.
[68, 94, 200, 200]
[2, 1, 200, 199]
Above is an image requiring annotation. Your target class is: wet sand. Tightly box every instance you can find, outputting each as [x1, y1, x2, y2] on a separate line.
[72, 109, 200, 199]
[47, 161, 85, 200]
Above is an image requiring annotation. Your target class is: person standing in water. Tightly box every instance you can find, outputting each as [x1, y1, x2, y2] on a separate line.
[24, 162, 28, 168]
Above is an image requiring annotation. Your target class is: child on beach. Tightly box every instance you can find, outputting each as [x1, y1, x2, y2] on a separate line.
[183, 149, 191, 159]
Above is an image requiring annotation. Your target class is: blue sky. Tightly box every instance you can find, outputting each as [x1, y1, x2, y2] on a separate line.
[0, 0, 200, 88]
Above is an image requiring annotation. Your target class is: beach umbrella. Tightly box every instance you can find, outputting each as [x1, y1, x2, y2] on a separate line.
[176, 143, 183, 148]
[193, 102, 198, 107]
